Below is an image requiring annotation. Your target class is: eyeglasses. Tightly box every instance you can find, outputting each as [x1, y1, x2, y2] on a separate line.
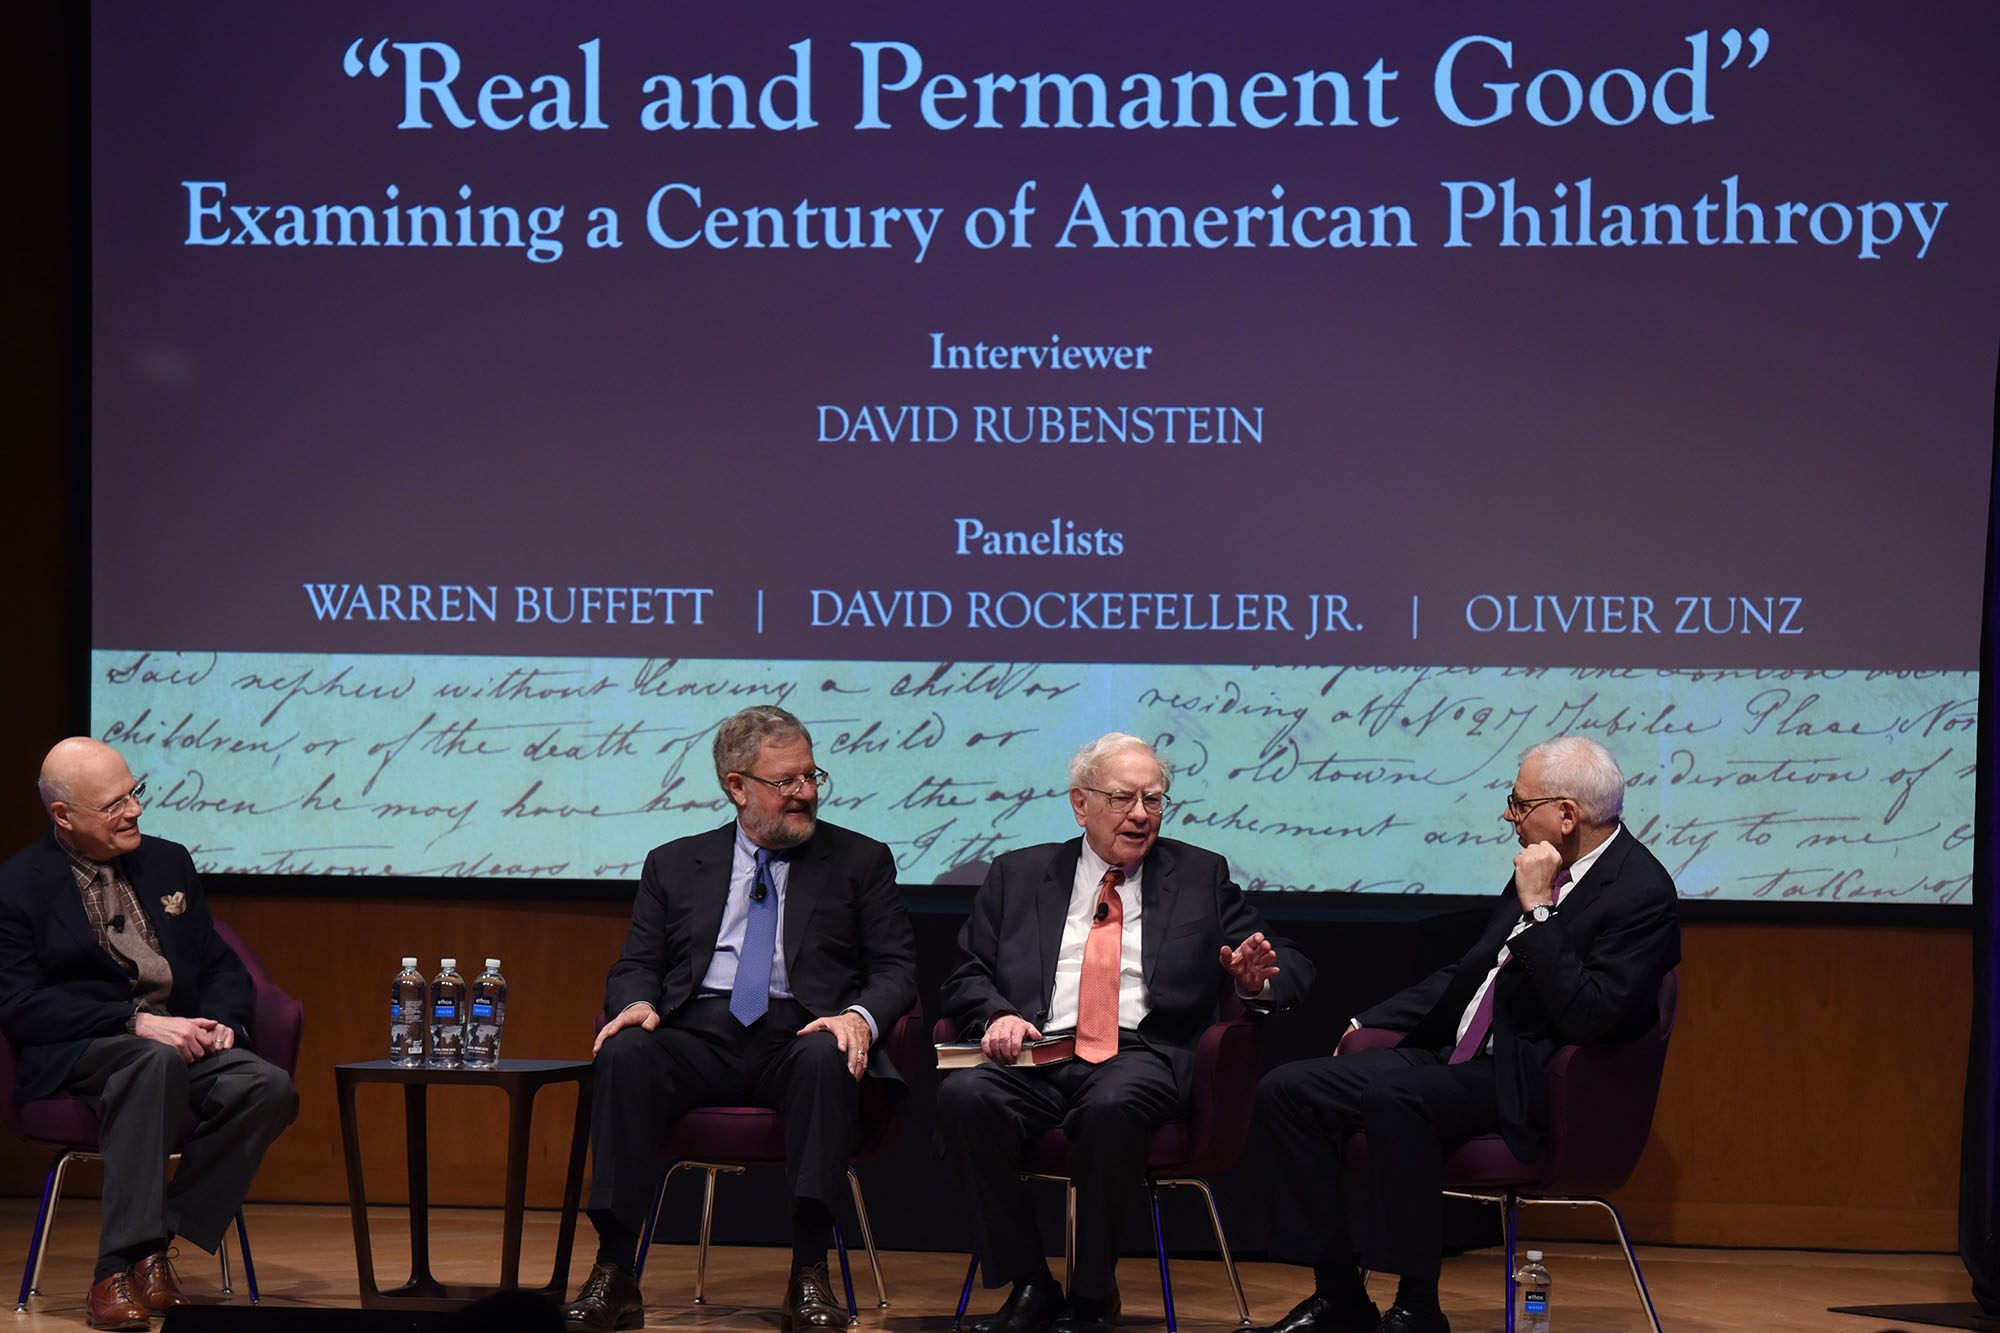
[79, 782, 146, 817]
[739, 768, 830, 798]
[1503, 792, 1569, 821]
[1083, 787, 1170, 815]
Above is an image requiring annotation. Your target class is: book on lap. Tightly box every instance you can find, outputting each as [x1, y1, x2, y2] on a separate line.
[935, 1031, 1077, 1070]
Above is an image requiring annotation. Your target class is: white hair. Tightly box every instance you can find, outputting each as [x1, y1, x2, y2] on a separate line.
[1066, 733, 1172, 792]
[1521, 735, 1624, 825]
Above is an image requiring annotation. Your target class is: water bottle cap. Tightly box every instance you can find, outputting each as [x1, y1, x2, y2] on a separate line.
[401, 957, 417, 967]
[486, 958, 502, 969]
[440, 957, 457, 969]
[1526, 1250, 1543, 1260]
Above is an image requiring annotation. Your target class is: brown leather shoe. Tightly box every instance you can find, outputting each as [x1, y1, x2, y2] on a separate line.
[562, 1261, 645, 1332]
[782, 1262, 847, 1333]
[131, 1250, 191, 1311]
[85, 1273, 150, 1331]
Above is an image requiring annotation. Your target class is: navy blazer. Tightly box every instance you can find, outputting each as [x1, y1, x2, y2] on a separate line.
[0, 831, 254, 1103]
[603, 819, 918, 1082]
[1354, 826, 1681, 1161]
[940, 835, 1314, 1091]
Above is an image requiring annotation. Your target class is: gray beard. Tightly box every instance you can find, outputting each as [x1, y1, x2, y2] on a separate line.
[741, 804, 815, 850]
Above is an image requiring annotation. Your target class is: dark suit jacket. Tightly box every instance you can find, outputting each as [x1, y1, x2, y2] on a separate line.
[940, 836, 1314, 1090]
[603, 819, 918, 1081]
[0, 831, 254, 1103]
[1354, 826, 1681, 1161]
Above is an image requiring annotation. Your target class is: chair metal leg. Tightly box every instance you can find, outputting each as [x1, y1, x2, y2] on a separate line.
[693, 1166, 722, 1303]
[217, 1219, 234, 1295]
[27, 1150, 81, 1301]
[845, 1166, 890, 1309]
[17, 1151, 67, 1310]
[956, 1252, 980, 1327]
[1445, 1189, 1665, 1333]
[832, 1219, 859, 1323]
[1158, 1176, 1250, 1324]
[233, 1207, 260, 1302]
[1063, 1181, 1077, 1292]
[1580, 1197, 1664, 1333]
[634, 1167, 672, 1281]
[1146, 1181, 1176, 1333]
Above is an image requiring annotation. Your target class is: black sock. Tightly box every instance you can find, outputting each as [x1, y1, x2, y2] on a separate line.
[791, 1198, 834, 1274]
[97, 1237, 168, 1282]
[1392, 1275, 1440, 1315]
[1312, 1260, 1372, 1311]
[588, 1210, 639, 1275]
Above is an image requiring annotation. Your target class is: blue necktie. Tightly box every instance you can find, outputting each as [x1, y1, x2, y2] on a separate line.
[730, 849, 779, 1027]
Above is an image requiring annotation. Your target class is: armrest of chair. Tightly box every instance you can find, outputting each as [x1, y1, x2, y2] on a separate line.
[1178, 1013, 1261, 1173]
[1337, 1026, 1404, 1056]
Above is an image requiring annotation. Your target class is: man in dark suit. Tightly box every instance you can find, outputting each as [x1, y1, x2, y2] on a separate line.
[1246, 736, 1681, 1333]
[937, 733, 1313, 1333]
[562, 706, 918, 1333]
[0, 739, 298, 1331]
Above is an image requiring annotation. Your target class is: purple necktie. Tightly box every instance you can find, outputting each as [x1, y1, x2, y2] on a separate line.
[1449, 868, 1571, 1064]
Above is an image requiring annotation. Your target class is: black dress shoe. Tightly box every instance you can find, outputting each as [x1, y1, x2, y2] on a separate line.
[965, 1276, 1067, 1333]
[1245, 1293, 1383, 1333]
[783, 1263, 847, 1333]
[1049, 1290, 1122, 1333]
[1373, 1306, 1450, 1333]
[563, 1262, 645, 1332]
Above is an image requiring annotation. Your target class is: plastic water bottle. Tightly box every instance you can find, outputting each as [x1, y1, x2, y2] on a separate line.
[463, 959, 508, 1068]
[429, 958, 466, 1068]
[1516, 1249, 1552, 1332]
[390, 957, 426, 1066]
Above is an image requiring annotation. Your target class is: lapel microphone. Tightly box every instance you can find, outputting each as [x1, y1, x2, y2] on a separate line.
[109, 914, 126, 932]
[1094, 901, 1109, 923]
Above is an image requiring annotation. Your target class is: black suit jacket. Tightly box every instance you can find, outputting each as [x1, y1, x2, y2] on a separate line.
[940, 836, 1314, 1090]
[0, 831, 254, 1103]
[603, 819, 918, 1081]
[1354, 826, 1681, 1160]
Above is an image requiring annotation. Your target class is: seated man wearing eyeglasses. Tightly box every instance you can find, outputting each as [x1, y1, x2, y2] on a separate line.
[564, 705, 917, 1333]
[936, 732, 1312, 1333]
[0, 738, 299, 1331]
[1245, 735, 1680, 1333]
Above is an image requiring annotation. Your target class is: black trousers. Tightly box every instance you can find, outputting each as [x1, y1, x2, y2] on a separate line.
[587, 996, 862, 1234]
[63, 1036, 299, 1261]
[1255, 1046, 1502, 1280]
[934, 1040, 1181, 1300]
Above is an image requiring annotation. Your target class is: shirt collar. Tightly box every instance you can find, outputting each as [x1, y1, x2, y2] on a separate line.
[1563, 825, 1619, 889]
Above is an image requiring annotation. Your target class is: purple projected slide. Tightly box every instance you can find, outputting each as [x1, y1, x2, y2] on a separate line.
[89, 4, 2000, 899]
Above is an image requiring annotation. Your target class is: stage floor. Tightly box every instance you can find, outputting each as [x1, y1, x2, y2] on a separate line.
[0, 1199, 1972, 1332]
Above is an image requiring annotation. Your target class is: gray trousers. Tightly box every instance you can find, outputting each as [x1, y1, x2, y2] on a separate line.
[63, 1036, 299, 1261]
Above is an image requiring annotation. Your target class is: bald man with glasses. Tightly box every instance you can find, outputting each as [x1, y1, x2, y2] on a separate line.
[0, 739, 297, 1330]
[936, 733, 1312, 1333]
[1245, 736, 1680, 1333]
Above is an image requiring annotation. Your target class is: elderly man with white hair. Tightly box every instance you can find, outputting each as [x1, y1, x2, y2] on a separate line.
[1245, 735, 1681, 1333]
[937, 732, 1314, 1333]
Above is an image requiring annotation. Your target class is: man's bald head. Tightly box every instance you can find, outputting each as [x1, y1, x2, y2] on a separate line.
[40, 738, 145, 862]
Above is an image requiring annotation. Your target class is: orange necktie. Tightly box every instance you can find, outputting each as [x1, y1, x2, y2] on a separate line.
[1075, 868, 1125, 1063]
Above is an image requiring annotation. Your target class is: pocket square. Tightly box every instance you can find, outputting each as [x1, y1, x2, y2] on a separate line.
[160, 892, 187, 916]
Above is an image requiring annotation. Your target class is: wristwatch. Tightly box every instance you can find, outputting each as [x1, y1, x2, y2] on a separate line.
[1528, 904, 1554, 924]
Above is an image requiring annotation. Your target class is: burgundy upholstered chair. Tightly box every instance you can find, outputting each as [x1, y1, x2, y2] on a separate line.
[613, 1004, 931, 1320]
[1340, 970, 1678, 1333]
[1, 918, 305, 1311]
[941, 996, 1263, 1332]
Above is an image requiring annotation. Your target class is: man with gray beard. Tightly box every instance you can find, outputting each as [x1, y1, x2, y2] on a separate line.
[563, 707, 917, 1333]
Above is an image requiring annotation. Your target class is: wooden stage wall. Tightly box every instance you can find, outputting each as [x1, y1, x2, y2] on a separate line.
[0, 895, 1967, 1255]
